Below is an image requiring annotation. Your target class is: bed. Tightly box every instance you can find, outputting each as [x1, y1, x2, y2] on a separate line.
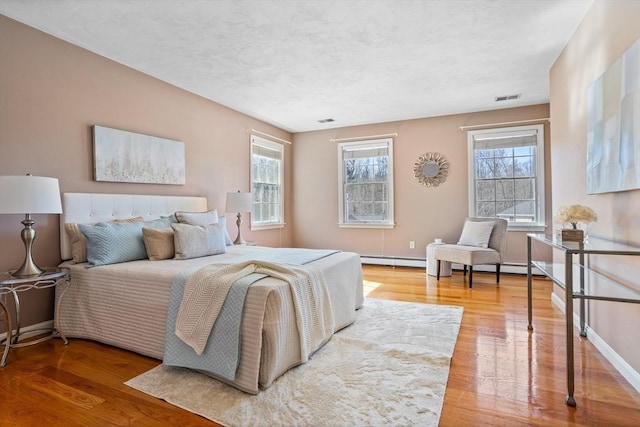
[55, 192, 363, 394]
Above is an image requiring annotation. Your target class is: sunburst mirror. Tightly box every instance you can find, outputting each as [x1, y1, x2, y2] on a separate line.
[413, 152, 449, 187]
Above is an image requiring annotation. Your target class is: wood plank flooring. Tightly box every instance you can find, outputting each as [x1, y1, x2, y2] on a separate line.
[1, 265, 638, 426]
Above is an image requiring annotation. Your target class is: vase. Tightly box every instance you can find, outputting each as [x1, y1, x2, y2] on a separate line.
[578, 222, 590, 242]
[561, 228, 584, 242]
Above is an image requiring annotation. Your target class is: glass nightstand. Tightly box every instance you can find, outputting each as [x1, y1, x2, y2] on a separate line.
[0, 267, 71, 366]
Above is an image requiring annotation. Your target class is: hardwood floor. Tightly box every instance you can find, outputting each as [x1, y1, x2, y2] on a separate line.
[1, 265, 638, 426]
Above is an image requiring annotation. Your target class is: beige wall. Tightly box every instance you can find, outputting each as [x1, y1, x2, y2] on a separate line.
[292, 105, 551, 264]
[3, 1, 638, 383]
[0, 16, 293, 328]
[550, 1, 640, 374]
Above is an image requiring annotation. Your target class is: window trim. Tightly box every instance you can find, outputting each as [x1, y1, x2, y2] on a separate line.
[467, 124, 545, 231]
[250, 135, 284, 230]
[337, 138, 395, 229]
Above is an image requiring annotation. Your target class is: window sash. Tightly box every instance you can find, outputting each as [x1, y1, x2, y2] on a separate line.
[468, 125, 544, 228]
[338, 138, 394, 227]
[251, 135, 283, 227]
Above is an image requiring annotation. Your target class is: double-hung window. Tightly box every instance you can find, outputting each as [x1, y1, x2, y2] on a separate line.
[338, 138, 394, 228]
[251, 135, 284, 229]
[468, 124, 545, 229]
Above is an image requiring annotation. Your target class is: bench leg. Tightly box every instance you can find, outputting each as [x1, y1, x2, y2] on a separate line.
[496, 263, 501, 284]
[436, 260, 441, 280]
[469, 266, 473, 288]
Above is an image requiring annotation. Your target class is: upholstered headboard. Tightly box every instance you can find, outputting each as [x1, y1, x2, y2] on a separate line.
[60, 192, 208, 260]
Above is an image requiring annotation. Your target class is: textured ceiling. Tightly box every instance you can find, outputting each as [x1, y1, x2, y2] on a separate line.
[0, 0, 592, 132]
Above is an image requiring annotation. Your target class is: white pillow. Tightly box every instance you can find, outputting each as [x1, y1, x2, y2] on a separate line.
[457, 221, 494, 248]
[175, 209, 218, 225]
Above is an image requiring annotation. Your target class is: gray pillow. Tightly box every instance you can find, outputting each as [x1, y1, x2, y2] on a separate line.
[172, 222, 227, 259]
[457, 221, 494, 248]
[175, 209, 233, 246]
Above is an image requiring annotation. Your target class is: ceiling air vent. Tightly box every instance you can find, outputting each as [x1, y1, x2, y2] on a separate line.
[495, 94, 521, 102]
[317, 118, 335, 123]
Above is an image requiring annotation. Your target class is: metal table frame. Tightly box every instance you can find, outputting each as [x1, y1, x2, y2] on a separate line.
[526, 234, 640, 407]
[0, 267, 71, 366]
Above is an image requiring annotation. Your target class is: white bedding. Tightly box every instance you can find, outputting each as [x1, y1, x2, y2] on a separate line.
[55, 192, 363, 394]
[55, 245, 363, 394]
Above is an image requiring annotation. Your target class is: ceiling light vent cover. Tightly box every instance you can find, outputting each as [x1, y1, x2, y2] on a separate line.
[495, 94, 521, 102]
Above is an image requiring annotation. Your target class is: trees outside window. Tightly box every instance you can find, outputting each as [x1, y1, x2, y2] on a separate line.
[338, 138, 394, 228]
[251, 135, 283, 228]
[468, 124, 545, 229]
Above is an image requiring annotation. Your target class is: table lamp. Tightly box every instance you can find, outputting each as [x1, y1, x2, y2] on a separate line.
[225, 191, 252, 245]
[0, 175, 63, 277]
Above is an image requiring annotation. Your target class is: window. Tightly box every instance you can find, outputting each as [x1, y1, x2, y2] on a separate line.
[468, 124, 545, 229]
[251, 135, 284, 228]
[338, 138, 394, 228]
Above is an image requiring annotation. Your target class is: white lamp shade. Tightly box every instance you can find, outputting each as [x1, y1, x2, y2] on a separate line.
[226, 192, 252, 213]
[0, 175, 63, 214]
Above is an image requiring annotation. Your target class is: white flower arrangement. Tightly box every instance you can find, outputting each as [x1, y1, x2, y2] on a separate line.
[554, 204, 598, 229]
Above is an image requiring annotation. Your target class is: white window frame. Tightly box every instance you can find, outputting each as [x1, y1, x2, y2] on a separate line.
[467, 124, 545, 231]
[250, 135, 284, 230]
[337, 138, 395, 229]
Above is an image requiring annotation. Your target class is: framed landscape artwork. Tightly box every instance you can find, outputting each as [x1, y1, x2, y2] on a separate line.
[93, 125, 186, 185]
[586, 38, 640, 194]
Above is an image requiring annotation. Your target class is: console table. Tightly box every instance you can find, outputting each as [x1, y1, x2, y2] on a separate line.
[526, 234, 640, 407]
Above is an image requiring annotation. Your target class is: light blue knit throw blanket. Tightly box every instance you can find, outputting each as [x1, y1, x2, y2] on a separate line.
[164, 248, 338, 381]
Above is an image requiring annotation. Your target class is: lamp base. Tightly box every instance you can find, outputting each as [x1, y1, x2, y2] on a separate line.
[11, 215, 44, 277]
[12, 261, 44, 278]
[233, 212, 247, 245]
[11, 265, 44, 277]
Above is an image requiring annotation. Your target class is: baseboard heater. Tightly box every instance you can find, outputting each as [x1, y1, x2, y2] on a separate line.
[360, 255, 544, 275]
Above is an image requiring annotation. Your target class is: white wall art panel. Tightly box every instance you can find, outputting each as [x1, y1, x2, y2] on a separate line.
[587, 38, 640, 194]
[93, 125, 185, 185]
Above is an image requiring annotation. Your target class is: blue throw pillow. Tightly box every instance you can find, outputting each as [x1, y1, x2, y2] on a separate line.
[145, 216, 175, 228]
[79, 217, 174, 266]
[218, 216, 234, 246]
[161, 213, 178, 223]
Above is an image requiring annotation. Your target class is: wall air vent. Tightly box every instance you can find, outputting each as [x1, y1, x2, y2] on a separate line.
[317, 118, 335, 123]
[495, 94, 521, 102]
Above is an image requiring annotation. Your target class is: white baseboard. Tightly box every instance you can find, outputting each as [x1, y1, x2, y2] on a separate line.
[360, 256, 543, 275]
[551, 293, 640, 394]
[360, 256, 426, 268]
[0, 320, 53, 342]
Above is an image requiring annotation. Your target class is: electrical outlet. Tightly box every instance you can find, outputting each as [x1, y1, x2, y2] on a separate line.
[409, 240, 415, 249]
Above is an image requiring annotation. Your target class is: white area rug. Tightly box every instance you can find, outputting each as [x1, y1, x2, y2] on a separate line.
[125, 298, 463, 427]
